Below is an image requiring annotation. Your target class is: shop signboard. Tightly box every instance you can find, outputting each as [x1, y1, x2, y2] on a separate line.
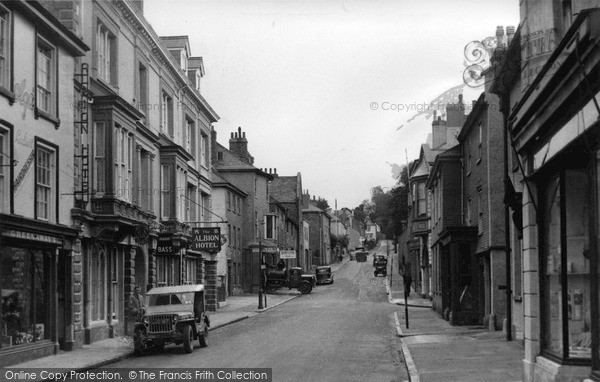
[191, 227, 221, 252]
[280, 250, 296, 259]
[156, 234, 173, 254]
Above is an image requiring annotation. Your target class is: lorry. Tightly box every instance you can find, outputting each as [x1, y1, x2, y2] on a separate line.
[355, 251, 368, 262]
[265, 267, 317, 294]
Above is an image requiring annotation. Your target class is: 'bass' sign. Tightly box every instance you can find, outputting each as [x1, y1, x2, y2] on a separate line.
[191, 227, 222, 252]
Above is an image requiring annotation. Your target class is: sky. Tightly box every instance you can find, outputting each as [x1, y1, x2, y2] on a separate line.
[144, 0, 519, 209]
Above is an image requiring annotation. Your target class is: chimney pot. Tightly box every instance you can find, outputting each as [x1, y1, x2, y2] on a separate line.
[243, 132, 246, 139]
[458, 94, 463, 103]
[230, 132, 234, 138]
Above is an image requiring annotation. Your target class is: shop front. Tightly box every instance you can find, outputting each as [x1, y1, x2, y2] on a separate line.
[506, 9, 600, 381]
[436, 226, 479, 325]
[0, 215, 79, 367]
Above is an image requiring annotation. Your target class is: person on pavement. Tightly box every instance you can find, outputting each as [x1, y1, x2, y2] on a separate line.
[129, 285, 145, 323]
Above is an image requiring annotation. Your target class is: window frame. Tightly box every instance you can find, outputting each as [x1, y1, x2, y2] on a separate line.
[34, 138, 58, 223]
[0, 122, 13, 213]
[35, 36, 58, 122]
[161, 90, 174, 138]
[0, 4, 14, 101]
[95, 19, 117, 86]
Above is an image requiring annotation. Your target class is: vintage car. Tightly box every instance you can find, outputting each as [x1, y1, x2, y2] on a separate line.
[133, 284, 209, 355]
[355, 251, 368, 262]
[372, 254, 386, 267]
[265, 267, 316, 294]
[315, 266, 334, 285]
[373, 255, 387, 277]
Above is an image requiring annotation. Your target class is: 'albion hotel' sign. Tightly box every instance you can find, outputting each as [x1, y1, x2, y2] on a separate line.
[191, 227, 222, 252]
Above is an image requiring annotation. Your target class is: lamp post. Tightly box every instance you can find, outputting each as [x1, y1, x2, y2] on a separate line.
[257, 219, 267, 310]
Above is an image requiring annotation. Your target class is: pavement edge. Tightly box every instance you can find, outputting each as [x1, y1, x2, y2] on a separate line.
[394, 312, 420, 382]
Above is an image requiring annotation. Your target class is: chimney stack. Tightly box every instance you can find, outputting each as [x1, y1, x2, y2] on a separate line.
[228, 127, 255, 165]
[496, 25, 505, 48]
[506, 26, 516, 46]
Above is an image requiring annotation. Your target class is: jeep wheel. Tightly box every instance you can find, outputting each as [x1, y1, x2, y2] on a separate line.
[182, 325, 194, 353]
[298, 281, 312, 294]
[198, 326, 208, 348]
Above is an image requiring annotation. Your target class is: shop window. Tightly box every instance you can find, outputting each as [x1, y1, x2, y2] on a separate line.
[0, 5, 11, 91]
[0, 125, 10, 213]
[0, 247, 51, 348]
[90, 243, 106, 323]
[541, 168, 592, 360]
[35, 143, 56, 222]
[36, 38, 56, 116]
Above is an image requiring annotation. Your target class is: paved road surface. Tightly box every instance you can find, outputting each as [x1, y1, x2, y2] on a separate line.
[104, 245, 408, 382]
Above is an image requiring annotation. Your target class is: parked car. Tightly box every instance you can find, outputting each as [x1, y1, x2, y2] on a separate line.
[372, 254, 386, 267]
[133, 284, 210, 355]
[315, 266, 334, 285]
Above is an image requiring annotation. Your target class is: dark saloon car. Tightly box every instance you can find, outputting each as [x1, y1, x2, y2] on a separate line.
[315, 266, 334, 285]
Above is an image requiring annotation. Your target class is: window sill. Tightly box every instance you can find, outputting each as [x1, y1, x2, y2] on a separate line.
[476, 158, 482, 165]
[35, 108, 60, 128]
[513, 295, 522, 302]
[0, 86, 15, 105]
[466, 171, 471, 177]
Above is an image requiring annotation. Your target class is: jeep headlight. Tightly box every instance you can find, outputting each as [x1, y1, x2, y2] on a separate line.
[172, 315, 178, 323]
[142, 316, 149, 325]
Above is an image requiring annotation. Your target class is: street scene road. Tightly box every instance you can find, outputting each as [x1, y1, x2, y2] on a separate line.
[104, 244, 408, 382]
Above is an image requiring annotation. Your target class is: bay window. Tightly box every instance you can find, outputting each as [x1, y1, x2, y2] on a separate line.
[93, 122, 105, 194]
[113, 125, 132, 201]
[161, 164, 172, 220]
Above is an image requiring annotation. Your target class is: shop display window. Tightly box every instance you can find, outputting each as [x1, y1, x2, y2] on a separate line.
[541, 166, 593, 360]
[0, 247, 50, 348]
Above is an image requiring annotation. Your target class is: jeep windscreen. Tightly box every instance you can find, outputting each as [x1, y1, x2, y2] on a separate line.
[148, 292, 194, 306]
[317, 268, 330, 274]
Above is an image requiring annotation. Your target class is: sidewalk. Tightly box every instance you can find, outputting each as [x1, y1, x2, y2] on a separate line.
[5, 257, 350, 374]
[385, 249, 523, 382]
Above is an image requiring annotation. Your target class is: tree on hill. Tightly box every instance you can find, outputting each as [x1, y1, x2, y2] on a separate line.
[315, 197, 330, 211]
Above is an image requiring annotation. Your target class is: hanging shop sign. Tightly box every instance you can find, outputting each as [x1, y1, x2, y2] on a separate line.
[134, 223, 150, 245]
[191, 227, 221, 252]
[156, 234, 174, 254]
